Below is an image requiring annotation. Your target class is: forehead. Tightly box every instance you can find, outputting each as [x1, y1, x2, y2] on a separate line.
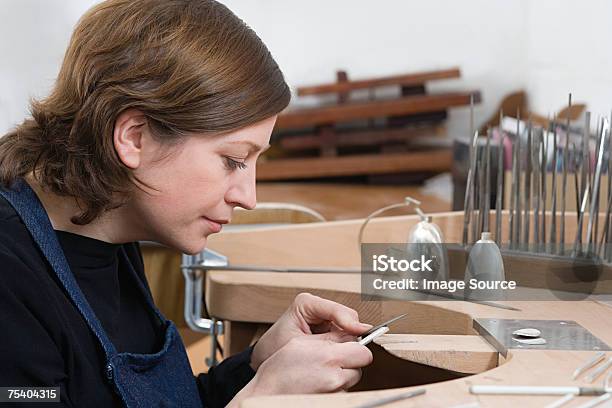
[212, 116, 277, 150]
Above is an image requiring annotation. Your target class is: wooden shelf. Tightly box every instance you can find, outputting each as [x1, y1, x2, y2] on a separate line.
[256, 149, 452, 181]
[276, 91, 480, 129]
[297, 67, 461, 96]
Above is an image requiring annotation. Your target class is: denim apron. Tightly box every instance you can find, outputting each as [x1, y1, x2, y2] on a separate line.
[0, 179, 202, 408]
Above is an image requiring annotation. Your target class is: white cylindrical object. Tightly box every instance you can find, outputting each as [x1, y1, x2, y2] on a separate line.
[470, 385, 580, 396]
[575, 393, 611, 408]
[359, 326, 389, 346]
[544, 393, 575, 408]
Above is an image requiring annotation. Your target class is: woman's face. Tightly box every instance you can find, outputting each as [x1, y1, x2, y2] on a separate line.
[120, 114, 277, 254]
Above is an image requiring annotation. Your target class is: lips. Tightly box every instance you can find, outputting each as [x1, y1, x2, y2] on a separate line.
[201, 216, 229, 233]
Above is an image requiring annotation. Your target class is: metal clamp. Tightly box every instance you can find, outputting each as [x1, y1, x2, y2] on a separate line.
[181, 249, 227, 366]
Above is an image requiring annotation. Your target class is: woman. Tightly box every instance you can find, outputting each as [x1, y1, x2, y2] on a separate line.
[0, 0, 373, 407]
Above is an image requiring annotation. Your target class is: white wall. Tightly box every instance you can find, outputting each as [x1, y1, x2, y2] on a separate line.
[0, 0, 99, 133]
[0, 0, 609, 140]
[525, 0, 612, 121]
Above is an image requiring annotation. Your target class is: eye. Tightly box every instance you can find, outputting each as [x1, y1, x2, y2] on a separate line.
[224, 156, 248, 171]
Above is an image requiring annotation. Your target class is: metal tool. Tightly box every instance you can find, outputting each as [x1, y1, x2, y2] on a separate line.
[560, 94, 571, 254]
[514, 109, 522, 247]
[572, 352, 606, 380]
[533, 129, 541, 248]
[477, 141, 487, 238]
[508, 128, 517, 246]
[545, 393, 575, 408]
[575, 393, 611, 408]
[550, 118, 559, 252]
[585, 358, 612, 383]
[577, 112, 591, 248]
[600, 191, 612, 259]
[470, 385, 612, 396]
[572, 142, 581, 223]
[586, 119, 609, 254]
[358, 326, 389, 346]
[463, 131, 479, 246]
[471, 138, 480, 244]
[360, 313, 409, 338]
[496, 128, 505, 245]
[606, 112, 612, 260]
[574, 183, 591, 255]
[593, 118, 605, 247]
[542, 128, 548, 249]
[523, 122, 532, 247]
[559, 115, 572, 254]
[484, 128, 492, 233]
[353, 389, 426, 408]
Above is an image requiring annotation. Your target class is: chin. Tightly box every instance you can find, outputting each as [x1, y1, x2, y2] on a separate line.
[154, 234, 207, 256]
[180, 237, 208, 256]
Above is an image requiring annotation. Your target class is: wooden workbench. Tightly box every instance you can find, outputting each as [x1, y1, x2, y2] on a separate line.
[205, 212, 612, 407]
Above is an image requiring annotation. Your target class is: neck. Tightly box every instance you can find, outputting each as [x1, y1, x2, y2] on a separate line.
[25, 175, 143, 244]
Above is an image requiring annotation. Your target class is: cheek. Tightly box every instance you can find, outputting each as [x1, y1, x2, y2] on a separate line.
[145, 157, 231, 224]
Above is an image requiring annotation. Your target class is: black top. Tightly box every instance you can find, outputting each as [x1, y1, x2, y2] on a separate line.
[0, 195, 255, 407]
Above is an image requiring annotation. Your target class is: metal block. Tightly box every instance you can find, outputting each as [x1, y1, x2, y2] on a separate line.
[473, 318, 611, 357]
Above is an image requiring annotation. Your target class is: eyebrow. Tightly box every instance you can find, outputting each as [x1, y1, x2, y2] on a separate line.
[225, 141, 271, 154]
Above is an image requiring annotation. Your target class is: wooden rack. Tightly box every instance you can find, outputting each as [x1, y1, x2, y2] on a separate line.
[258, 67, 480, 181]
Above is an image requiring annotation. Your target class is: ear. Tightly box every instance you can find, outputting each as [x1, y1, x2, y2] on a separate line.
[113, 109, 148, 169]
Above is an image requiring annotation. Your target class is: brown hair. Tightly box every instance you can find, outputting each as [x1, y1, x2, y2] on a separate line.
[0, 0, 290, 225]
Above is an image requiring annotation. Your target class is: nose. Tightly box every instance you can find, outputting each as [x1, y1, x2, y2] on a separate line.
[225, 169, 257, 210]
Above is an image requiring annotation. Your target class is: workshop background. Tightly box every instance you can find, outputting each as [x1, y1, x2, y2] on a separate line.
[2, 0, 612, 137]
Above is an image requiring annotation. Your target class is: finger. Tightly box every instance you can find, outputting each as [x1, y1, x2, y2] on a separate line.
[296, 293, 372, 335]
[339, 368, 362, 391]
[315, 330, 356, 343]
[332, 341, 373, 369]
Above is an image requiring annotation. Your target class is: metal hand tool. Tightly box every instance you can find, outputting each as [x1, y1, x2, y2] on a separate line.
[600, 192, 612, 258]
[577, 112, 591, 248]
[559, 126, 571, 254]
[523, 122, 532, 247]
[496, 128, 505, 245]
[545, 393, 575, 408]
[484, 129, 492, 233]
[515, 109, 522, 247]
[586, 119, 609, 254]
[592, 118, 604, 247]
[574, 393, 610, 408]
[572, 142, 581, 223]
[523, 121, 533, 246]
[359, 326, 389, 346]
[603, 113, 612, 262]
[574, 183, 591, 255]
[585, 357, 612, 383]
[550, 118, 558, 252]
[533, 129, 541, 248]
[509, 131, 517, 246]
[463, 131, 479, 246]
[560, 94, 571, 254]
[478, 141, 487, 238]
[573, 351, 606, 380]
[470, 385, 612, 396]
[359, 313, 409, 338]
[542, 130, 548, 248]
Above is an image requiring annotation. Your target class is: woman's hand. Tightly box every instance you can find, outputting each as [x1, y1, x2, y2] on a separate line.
[228, 334, 373, 406]
[249, 292, 372, 370]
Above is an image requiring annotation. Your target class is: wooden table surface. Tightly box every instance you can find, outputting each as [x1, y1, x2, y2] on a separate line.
[205, 212, 612, 407]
